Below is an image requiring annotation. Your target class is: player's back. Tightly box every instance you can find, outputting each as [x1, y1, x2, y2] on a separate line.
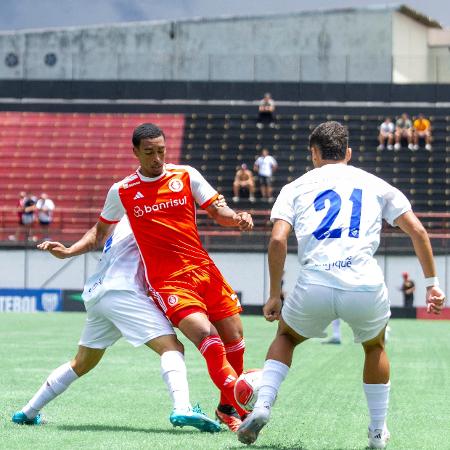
[271, 164, 411, 290]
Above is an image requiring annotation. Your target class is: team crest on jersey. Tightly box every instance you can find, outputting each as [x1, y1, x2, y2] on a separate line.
[134, 206, 144, 217]
[168, 178, 183, 193]
[167, 295, 179, 306]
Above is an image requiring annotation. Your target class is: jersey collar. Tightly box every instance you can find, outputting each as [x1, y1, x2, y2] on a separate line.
[136, 166, 167, 182]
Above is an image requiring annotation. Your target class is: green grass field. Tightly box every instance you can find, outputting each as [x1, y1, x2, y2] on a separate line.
[1, 314, 449, 450]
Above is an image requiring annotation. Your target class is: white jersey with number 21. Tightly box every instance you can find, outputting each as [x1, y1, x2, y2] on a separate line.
[271, 164, 411, 291]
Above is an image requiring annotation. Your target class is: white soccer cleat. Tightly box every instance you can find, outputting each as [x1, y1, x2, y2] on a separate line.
[368, 426, 390, 449]
[237, 406, 270, 445]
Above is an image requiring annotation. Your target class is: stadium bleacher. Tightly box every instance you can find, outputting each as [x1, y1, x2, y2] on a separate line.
[0, 109, 448, 241]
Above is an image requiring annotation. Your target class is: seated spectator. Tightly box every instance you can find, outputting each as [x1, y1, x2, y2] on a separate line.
[36, 193, 55, 239]
[377, 117, 394, 150]
[232, 164, 256, 203]
[10, 192, 36, 241]
[257, 93, 275, 129]
[413, 113, 432, 151]
[394, 112, 413, 150]
[254, 148, 277, 202]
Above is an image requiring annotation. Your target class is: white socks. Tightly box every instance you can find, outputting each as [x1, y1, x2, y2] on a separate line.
[160, 351, 191, 412]
[332, 319, 341, 340]
[363, 382, 390, 431]
[22, 362, 78, 419]
[254, 359, 289, 410]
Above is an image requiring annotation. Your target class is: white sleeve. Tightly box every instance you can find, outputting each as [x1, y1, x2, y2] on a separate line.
[186, 166, 218, 208]
[270, 185, 295, 226]
[100, 183, 126, 223]
[381, 183, 412, 226]
[270, 156, 277, 167]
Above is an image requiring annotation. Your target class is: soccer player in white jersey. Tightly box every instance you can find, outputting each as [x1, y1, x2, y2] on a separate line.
[237, 121, 446, 448]
[12, 216, 220, 433]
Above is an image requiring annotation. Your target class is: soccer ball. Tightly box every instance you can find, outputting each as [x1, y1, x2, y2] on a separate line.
[234, 369, 262, 411]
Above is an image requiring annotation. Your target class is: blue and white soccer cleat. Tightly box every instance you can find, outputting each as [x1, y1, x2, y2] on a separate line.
[368, 426, 390, 449]
[12, 411, 42, 425]
[237, 405, 271, 445]
[170, 404, 221, 433]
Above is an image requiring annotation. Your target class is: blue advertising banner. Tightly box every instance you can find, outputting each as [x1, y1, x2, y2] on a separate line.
[0, 289, 62, 312]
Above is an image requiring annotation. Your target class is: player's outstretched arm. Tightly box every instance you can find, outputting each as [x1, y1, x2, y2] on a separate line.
[206, 201, 253, 231]
[396, 211, 446, 314]
[37, 221, 114, 259]
[265, 219, 292, 321]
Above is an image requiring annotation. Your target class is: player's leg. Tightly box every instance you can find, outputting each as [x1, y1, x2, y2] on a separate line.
[238, 283, 333, 444]
[12, 299, 116, 425]
[176, 311, 247, 419]
[106, 289, 220, 432]
[337, 287, 391, 448]
[237, 318, 307, 445]
[12, 345, 105, 425]
[362, 328, 391, 449]
[213, 313, 246, 429]
[143, 334, 220, 432]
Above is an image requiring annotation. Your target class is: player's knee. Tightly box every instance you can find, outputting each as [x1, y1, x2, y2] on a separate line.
[71, 359, 94, 376]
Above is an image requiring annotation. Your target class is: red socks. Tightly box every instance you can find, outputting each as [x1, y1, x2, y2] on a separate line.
[198, 335, 246, 416]
[219, 337, 245, 406]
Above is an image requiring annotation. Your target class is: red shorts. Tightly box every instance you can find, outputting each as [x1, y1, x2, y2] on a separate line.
[149, 264, 242, 326]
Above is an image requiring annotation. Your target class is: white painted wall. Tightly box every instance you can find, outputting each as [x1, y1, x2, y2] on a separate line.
[1, 249, 448, 308]
[392, 11, 430, 83]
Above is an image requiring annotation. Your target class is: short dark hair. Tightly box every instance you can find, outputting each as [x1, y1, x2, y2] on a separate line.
[309, 121, 348, 161]
[132, 123, 165, 147]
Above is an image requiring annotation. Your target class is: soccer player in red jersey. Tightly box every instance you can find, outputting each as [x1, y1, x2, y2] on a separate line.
[44, 123, 253, 431]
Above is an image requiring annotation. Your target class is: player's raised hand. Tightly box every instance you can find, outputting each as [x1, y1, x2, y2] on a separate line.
[37, 241, 71, 259]
[426, 286, 446, 314]
[263, 296, 282, 322]
[233, 211, 253, 231]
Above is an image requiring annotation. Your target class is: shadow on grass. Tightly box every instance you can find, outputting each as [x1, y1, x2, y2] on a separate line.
[58, 424, 203, 434]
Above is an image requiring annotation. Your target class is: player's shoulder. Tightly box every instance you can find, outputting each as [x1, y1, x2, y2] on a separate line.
[115, 172, 141, 190]
[166, 163, 202, 177]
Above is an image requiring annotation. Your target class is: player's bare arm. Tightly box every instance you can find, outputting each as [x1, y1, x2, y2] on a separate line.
[265, 219, 292, 322]
[37, 221, 115, 259]
[395, 211, 446, 313]
[206, 202, 253, 231]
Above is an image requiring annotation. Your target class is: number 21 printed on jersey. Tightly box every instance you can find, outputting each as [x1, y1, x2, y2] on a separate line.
[312, 189, 362, 240]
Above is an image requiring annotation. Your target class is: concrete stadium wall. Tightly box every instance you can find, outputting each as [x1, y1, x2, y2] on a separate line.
[1, 249, 448, 308]
[0, 9, 395, 82]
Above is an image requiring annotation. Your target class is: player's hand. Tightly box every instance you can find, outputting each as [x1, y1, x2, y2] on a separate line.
[37, 241, 71, 259]
[426, 286, 446, 315]
[233, 211, 253, 231]
[263, 296, 282, 322]
[215, 194, 227, 208]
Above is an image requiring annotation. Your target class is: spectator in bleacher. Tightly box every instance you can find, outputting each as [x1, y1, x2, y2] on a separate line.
[232, 164, 256, 203]
[257, 93, 276, 129]
[412, 113, 432, 151]
[254, 148, 277, 202]
[377, 117, 395, 150]
[394, 112, 413, 150]
[10, 192, 37, 241]
[36, 193, 55, 239]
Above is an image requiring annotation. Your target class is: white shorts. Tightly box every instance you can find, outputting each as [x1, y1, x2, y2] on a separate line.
[281, 282, 390, 343]
[79, 289, 175, 349]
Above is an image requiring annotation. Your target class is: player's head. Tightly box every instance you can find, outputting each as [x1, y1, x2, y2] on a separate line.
[132, 123, 166, 177]
[309, 121, 351, 167]
[402, 271, 409, 280]
[262, 148, 269, 156]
